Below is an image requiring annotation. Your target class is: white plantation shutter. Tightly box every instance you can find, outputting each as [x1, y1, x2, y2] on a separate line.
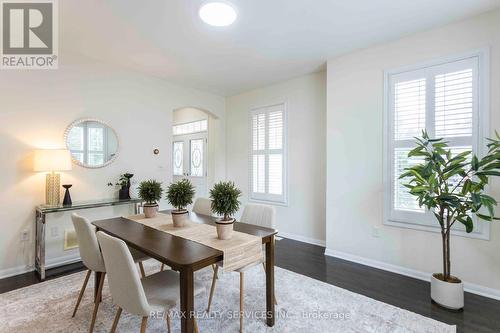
[385, 52, 488, 238]
[394, 78, 426, 141]
[435, 69, 473, 138]
[250, 104, 287, 204]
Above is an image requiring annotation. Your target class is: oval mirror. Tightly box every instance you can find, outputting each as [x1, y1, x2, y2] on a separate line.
[64, 118, 119, 168]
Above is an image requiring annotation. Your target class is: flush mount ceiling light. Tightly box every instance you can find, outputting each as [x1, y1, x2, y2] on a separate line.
[199, 2, 237, 27]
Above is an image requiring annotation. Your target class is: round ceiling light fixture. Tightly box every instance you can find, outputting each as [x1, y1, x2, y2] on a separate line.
[199, 2, 237, 27]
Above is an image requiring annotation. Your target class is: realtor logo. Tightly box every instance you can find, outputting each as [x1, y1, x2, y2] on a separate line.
[1, 0, 58, 69]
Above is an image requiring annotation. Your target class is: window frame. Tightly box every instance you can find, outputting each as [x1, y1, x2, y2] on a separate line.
[383, 49, 490, 240]
[248, 102, 288, 206]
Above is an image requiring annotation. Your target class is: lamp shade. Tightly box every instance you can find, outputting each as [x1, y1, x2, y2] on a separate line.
[34, 149, 72, 172]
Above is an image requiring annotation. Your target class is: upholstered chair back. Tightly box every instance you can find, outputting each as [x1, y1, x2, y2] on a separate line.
[71, 213, 105, 272]
[240, 203, 276, 229]
[96, 231, 150, 316]
[192, 197, 213, 216]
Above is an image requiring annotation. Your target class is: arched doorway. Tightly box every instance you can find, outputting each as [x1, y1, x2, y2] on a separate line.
[172, 107, 217, 198]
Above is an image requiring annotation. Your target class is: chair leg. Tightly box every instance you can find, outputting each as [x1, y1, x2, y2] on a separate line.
[165, 310, 172, 333]
[140, 317, 148, 333]
[139, 262, 146, 278]
[240, 272, 244, 333]
[110, 307, 122, 333]
[207, 265, 218, 312]
[89, 272, 106, 333]
[72, 269, 91, 317]
[261, 263, 278, 305]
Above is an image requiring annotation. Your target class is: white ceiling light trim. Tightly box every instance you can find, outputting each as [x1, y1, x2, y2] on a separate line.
[199, 1, 237, 27]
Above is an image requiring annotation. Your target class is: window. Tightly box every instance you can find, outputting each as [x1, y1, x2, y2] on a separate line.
[249, 103, 287, 204]
[173, 119, 207, 135]
[173, 141, 184, 176]
[67, 122, 108, 166]
[384, 51, 489, 239]
[190, 139, 204, 177]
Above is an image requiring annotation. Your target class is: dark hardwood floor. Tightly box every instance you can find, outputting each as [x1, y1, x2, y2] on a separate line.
[275, 238, 500, 333]
[1, 238, 499, 332]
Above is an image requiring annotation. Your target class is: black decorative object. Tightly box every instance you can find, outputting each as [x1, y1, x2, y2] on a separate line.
[62, 184, 72, 206]
[108, 173, 134, 200]
[119, 187, 130, 200]
[109, 173, 133, 200]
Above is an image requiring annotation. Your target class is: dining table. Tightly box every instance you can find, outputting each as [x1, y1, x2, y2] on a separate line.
[92, 210, 278, 333]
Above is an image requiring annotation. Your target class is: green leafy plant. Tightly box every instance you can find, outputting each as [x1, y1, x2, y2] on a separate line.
[209, 181, 242, 221]
[166, 179, 196, 211]
[108, 172, 134, 189]
[138, 180, 163, 205]
[400, 130, 500, 282]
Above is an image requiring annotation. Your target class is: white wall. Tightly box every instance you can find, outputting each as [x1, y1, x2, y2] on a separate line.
[0, 61, 225, 277]
[226, 72, 326, 245]
[326, 9, 500, 295]
[173, 107, 209, 124]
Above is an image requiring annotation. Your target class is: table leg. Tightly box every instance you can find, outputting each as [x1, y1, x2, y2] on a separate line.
[180, 268, 195, 333]
[265, 235, 275, 327]
[94, 271, 103, 302]
[35, 211, 46, 281]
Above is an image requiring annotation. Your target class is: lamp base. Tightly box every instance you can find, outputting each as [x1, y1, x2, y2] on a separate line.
[46, 173, 60, 205]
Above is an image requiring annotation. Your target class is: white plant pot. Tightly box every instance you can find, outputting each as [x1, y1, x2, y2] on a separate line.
[172, 210, 188, 227]
[430, 273, 464, 310]
[143, 203, 158, 218]
[216, 218, 235, 240]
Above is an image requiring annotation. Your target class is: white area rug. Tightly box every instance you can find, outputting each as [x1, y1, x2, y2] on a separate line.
[0, 261, 455, 332]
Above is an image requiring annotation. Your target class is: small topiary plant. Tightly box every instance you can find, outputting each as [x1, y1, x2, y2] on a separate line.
[138, 180, 163, 205]
[210, 181, 242, 221]
[166, 179, 196, 212]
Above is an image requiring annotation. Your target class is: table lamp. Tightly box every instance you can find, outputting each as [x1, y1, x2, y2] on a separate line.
[34, 149, 72, 205]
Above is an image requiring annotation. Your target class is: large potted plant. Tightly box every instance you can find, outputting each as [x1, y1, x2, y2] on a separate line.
[210, 181, 242, 240]
[166, 179, 196, 227]
[401, 130, 500, 309]
[138, 180, 163, 218]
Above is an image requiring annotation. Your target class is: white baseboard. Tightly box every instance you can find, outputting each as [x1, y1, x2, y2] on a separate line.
[278, 232, 326, 247]
[0, 254, 81, 280]
[325, 248, 500, 301]
[0, 265, 34, 279]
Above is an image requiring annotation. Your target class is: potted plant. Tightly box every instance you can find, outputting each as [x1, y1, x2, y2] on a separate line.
[108, 173, 134, 200]
[166, 179, 196, 227]
[401, 130, 500, 309]
[210, 181, 242, 240]
[138, 180, 163, 218]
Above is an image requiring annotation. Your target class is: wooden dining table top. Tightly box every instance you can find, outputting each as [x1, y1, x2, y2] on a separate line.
[92, 210, 278, 271]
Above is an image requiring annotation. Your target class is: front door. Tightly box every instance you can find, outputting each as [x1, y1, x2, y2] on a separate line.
[172, 133, 208, 198]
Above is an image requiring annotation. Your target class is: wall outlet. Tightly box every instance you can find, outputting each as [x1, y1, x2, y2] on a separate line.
[20, 229, 30, 242]
[50, 226, 59, 237]
[371, 226, 380, 238]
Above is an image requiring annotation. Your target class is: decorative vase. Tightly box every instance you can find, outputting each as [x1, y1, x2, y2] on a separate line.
[119, 186, 130, 200]
[430, 273, 464, 310]
[172, 210, 188, 227]
[62, 184, 72, 206]
[215, 218, 235, 240]
[143, 203, 158, 218]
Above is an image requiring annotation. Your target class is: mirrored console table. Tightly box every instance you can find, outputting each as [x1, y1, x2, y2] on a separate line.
[35, 198, 143, 280]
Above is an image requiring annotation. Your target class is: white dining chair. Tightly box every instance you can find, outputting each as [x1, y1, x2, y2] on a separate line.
[206, 203, 277, 333]
[71, 213, 149, 333]
[97, 231, 205, 333]
[192, 197, 213, 216]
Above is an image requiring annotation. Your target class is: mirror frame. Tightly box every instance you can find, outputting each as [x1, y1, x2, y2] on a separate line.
[63, 118, 120, 169]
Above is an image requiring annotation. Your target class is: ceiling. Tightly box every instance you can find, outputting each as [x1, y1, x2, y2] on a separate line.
[61, 0, 500, 96]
